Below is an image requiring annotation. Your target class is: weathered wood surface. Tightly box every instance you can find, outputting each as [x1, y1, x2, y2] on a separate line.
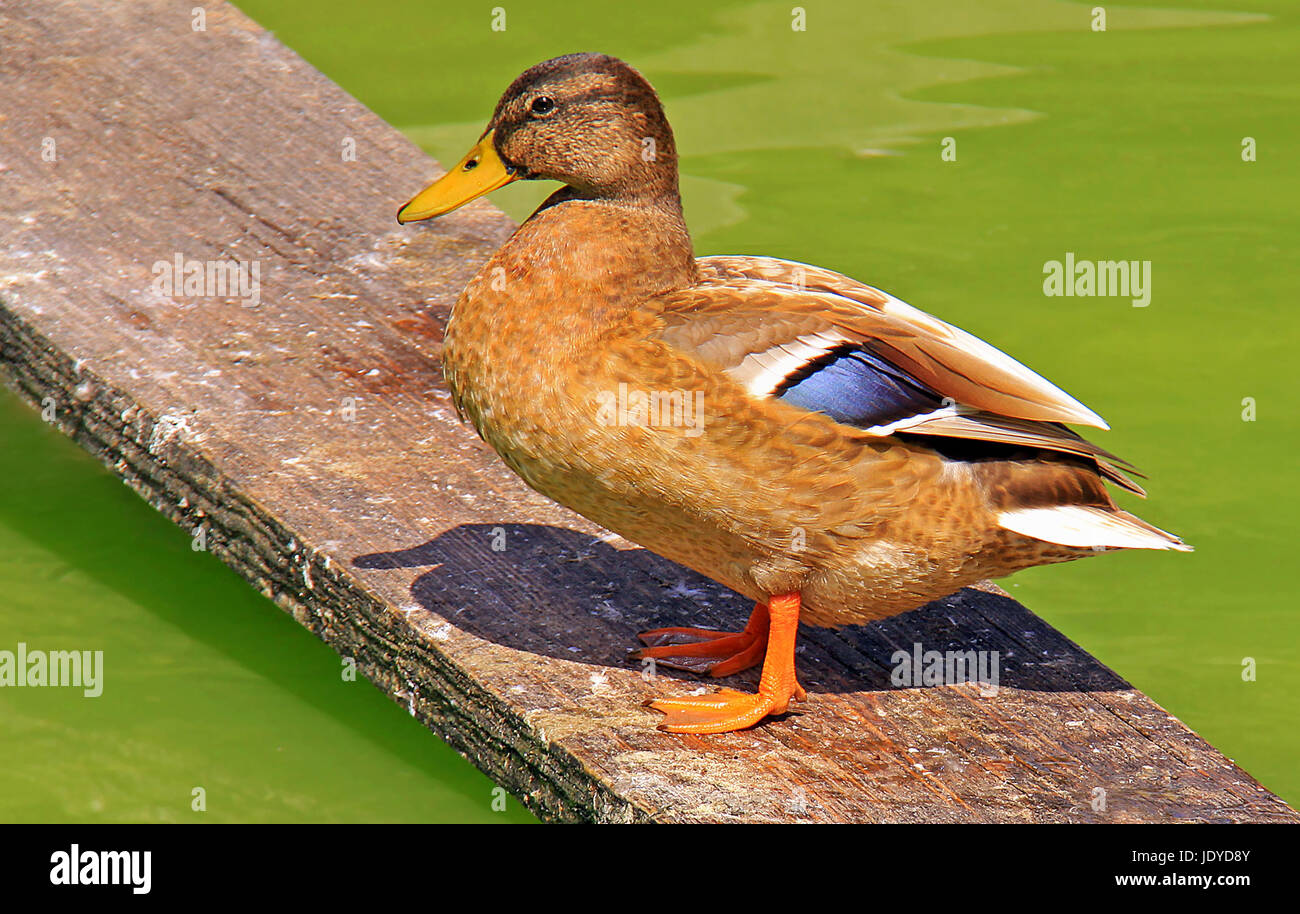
[1, 0, 1294, 823]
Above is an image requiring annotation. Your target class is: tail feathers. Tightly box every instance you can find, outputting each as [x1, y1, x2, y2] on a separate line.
[997, 505, 1192, 552]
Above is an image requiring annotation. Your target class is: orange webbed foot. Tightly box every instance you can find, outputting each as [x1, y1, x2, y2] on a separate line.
[644, 593, 805, 734]
[632, 603, 769, 676]
[647, 688, 788, 733]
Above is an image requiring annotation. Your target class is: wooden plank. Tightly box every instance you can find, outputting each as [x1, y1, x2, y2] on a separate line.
[0, 0, 1293, 823]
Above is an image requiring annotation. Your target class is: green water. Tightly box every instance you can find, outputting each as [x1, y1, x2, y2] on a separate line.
[3, 0, 1295, 819]
[0, 394, 534, 822]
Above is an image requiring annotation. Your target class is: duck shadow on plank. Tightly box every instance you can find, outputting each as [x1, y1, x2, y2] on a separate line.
[353, 523, 1128, 695]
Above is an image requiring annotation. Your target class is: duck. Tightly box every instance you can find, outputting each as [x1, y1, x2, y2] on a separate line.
[397, 52, 1189, 734]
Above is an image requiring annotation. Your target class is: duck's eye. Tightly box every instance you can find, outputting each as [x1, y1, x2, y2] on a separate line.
[530, 96, 556, 117]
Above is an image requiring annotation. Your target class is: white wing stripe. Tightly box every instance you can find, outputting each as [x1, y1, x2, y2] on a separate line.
[730, 330, 849, 396]
[863, 403, 967, 436]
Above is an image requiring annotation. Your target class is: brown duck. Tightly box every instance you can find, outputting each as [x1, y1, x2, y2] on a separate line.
[397, 52, 1189, 734]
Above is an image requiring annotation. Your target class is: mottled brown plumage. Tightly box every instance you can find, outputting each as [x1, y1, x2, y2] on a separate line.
[398, 52, 1188, 733]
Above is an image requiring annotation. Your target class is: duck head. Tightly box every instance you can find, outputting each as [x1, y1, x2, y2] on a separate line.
[397, 53, 679, 223]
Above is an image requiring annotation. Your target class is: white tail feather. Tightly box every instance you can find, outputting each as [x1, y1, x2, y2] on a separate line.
[997, 506, 1191, 551]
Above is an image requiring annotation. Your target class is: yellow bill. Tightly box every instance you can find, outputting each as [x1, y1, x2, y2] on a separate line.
[397, 130, 519, 223]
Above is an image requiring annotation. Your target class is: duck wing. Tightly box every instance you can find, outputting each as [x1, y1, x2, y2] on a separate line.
[653, 254, 1145, 495]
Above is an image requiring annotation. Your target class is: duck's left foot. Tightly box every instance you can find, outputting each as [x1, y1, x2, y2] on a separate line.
[632, 602, 769, 676]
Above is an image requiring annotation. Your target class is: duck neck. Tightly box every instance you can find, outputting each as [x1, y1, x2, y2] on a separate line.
[458, 192, 697, 338]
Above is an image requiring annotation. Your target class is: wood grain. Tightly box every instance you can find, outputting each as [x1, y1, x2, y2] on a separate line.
[1, 0, 1293, 823]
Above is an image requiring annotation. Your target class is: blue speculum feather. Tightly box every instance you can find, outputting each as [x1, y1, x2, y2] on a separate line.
[777, 346, 941, 429]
